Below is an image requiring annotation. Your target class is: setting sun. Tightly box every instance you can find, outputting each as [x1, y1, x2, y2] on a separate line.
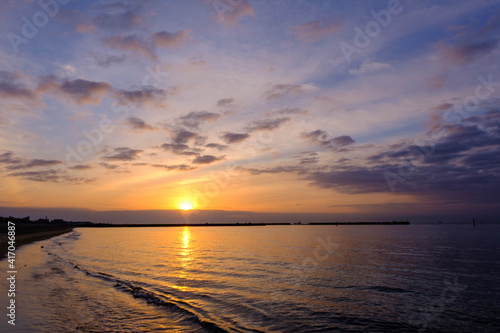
[180, 202, 194, 211]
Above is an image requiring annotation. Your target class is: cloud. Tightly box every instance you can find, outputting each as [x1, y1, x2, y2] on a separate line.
[90, 52, 128, 67]
[430, 103, 454, 112]
[369, 112, 500, 166]
[103, 34, 156, 60]
[152, 30, 191, 48]
[76, 24, 95, 34]
[39, 76, 112, 105]
[194, 135, 207, 146]
[294, 20, 343, 42]
[205, 143, 228, 151]
[296, 151, 319, 165]
[0, 151, 22, 165]
[348, 59, 393, 75]
[102, 147, 143, 161]
[103, 29, 191, 60]
[113, 87, 169, 107]
[125, 117, 157, 131]
[92, 2, 143, 31]
[307, 110, 500, 203]
[237, 165, 305, 175]
[221, 132, 250, 144]
[439, 39, 498, 65]
[263, 83, 315, 100]
[331, 135, 356, 147]
[272, 107, 307, 116]
[6, 159, 62, 170]
[99, 162, 119, 170]
[1, 149, 155, 182]
[245, 117, 290, 132]
[59, 79, 112, 105]
[216, 98, 234, 107]
[8, 170, 58, 182]
[172, 130, 198, 144]
[192, 155, 225, 164]
[7, 169, 95, 184]
[69, 164, 93, 170]
[0, 71, 36, 99]
[299, 156, 318, 164]
[301, 129, 329, 143]
[306, 165, 394, 194]
[177, 111, 222, 129]
[302, 130, 355, 149]
[160, 143, 202, 156]
[0, 151, 62, 170]
[151, 164, 196, 171]
[434, 15, 500, 67]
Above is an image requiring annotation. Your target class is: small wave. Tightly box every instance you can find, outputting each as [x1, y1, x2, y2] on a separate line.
[62, 230, 81, 240]
[337, 285, 409, 293]
[71, 262, 230, 333]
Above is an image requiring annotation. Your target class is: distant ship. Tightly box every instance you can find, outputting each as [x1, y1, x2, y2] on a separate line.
[473, 218, 476, 227]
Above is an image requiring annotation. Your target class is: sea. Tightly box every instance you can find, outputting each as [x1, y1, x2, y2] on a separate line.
[1, 224, 499, 332]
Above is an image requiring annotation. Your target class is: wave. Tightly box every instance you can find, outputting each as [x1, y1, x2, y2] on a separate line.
[70, 261, 232, 333]
[337, 285, 410, 293]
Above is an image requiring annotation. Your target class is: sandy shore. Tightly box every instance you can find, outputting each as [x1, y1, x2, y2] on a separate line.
[0, 223, 73, 260]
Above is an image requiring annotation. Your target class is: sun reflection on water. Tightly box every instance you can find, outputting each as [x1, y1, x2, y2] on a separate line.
[182, 226, 190, 249]
[175, 227, 192, 291]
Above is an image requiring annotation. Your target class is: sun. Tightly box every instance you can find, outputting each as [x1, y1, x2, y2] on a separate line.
[180, 202, 193, 211]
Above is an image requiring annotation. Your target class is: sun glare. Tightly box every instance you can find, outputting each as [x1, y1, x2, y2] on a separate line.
[180, 202, 193, 211]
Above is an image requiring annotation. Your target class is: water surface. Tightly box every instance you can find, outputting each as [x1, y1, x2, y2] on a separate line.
[1, 224, 499, 332]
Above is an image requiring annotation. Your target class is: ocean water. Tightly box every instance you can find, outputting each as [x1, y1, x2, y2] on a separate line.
[2, 224, 500, 332]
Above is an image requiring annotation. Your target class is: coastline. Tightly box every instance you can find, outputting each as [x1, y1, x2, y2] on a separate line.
[0, 225, 73, 260]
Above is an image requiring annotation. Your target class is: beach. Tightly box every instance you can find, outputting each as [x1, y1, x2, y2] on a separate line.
[0, 223, 73, 260]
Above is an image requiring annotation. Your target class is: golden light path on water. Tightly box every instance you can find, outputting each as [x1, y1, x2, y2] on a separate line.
[175, 227, 192, 291]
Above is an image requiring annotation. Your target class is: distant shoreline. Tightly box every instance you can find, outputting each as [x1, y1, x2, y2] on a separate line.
[0, 223, 73, 260]
[74, 221, 411, 227]
[1, 215, 411, 228]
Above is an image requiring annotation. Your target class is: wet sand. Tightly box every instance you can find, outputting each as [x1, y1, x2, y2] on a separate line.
[0, 223, 73, 260]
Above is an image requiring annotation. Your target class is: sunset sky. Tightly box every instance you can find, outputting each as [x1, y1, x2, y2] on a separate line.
[1, 0, 499, 223]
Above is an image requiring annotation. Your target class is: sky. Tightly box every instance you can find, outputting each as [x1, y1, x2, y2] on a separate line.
[0, 0, 499, 223]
